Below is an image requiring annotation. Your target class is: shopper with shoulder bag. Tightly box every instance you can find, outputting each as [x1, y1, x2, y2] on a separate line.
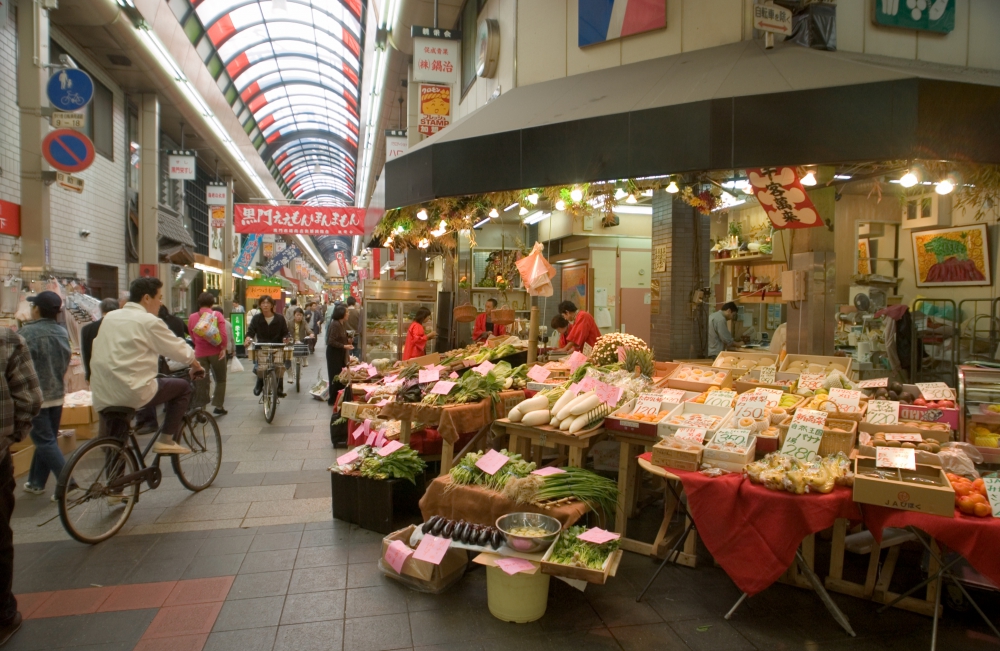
[188, 292, 229, 416]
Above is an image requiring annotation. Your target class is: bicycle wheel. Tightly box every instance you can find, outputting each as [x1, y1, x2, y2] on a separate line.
[57, 438, 139, 544]
[295, 361, 301, 393]
[171, 410, 222, 491]
[263, 369, 278, 423]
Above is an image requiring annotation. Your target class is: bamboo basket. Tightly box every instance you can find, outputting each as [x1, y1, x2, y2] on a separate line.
[491, 304, 515, 326]
[454, 303, 478, 323]
[776, 416, 858, 456]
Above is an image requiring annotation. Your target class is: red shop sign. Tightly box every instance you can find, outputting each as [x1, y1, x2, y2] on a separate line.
[234, 204, 365, 236]
[0, 199, 21, 237]
[747, 167, 822, 230]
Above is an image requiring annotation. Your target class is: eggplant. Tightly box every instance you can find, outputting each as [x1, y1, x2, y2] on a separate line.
[430, 517, 447, 536]
[422, 516, 440, 534]
[442, 520, 455, 539]
[477, 529, 491, 547]
[490, 529, 504, 550]
[453, 522, 467, 542]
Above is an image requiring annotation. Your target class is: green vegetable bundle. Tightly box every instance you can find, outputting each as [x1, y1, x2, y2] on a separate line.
[550, 525, 620, 569]
[357, 445, 426, 484]
[449, 449, 536, 491]
[533, 467, 619, 520]
[421, 367, 504, 406]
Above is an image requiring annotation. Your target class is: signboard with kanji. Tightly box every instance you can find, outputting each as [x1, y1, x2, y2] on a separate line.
[753, 2, 792, 35]
[234, 205, 365, 236]
[418, 84, 451, 136]
[875, 0, 955, 33]
[413, 36, 458, 84]
[747, 167, 823, 230]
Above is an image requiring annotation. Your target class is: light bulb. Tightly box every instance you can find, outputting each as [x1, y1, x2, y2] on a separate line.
[614, 188, 627, 200]
[899, 171, 919, 188]
[489, 208, 499, 218]
[418, 238, 429, 249]
[666, 181, 679, 194]
[526, 193, 539, 205]
[935, 179, 954, 195]
[519, 206, 528, 216]
[383, 237, 393, 246]
[570, 188, 583, 202]
[625, 193, 637, 204]
[801, 171, 817, 186]
[394, 225, 404, 234]
[438, 220, 447, 230]
[416, 209, 428, 221]
[555, 200, 566, 211]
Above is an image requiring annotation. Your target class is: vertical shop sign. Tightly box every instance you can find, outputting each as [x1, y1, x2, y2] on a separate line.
[206, 183, 227, 205]
[230, 312, 245, 346]
[385, 130, 408, 161]
[747, 167, 822, 230]
[167, 151, 196, 180]
[411, 28, 460, 84]
[0, 199, 21, 237]
[335, 251, 350, 277]
[418, 84, 451, 136]
[875, 0, 954, 33]
[233, 234, 263, 276]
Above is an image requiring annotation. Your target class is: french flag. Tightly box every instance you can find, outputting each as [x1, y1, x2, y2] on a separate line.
[579, 0, 666, 47]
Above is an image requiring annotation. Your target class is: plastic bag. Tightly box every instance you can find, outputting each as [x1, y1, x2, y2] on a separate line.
[937, 442, 983, 479]
[228, 356, 244, 373]
[515, 242, 556, 296]
[193, 311, 222, 346]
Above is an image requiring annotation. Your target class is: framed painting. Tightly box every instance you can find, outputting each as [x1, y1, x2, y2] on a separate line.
[911, 224, 991, 287]
[857, 238, 871, 275]
[561, 263, 589, 312]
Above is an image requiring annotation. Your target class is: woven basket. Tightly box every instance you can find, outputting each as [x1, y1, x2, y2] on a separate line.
[491, 305, 515, 326]
[776, 417, 858, 456]
[454, 303, 477, 323]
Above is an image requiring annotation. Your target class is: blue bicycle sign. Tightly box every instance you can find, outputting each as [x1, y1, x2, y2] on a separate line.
[47, 69, 94, 111]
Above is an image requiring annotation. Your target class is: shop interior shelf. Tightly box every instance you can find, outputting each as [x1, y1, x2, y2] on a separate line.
[710, 254, 779, 266]
[737, 295, 784, 304]
[968, 412, 1000, 424]
[471, 287, 527, 292]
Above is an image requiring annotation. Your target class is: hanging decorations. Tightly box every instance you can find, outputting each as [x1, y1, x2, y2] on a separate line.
[746, 167, 822, 229]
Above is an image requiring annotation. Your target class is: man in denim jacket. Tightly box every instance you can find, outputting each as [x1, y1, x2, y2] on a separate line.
[20, 292, 71, 499]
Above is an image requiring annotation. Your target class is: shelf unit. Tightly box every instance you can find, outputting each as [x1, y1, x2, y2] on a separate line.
[710, 253, 774, 266]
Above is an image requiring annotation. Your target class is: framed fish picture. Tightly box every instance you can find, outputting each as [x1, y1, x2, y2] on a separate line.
[911, 224, 991, 287]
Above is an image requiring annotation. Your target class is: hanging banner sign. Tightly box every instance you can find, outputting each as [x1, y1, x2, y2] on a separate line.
[234, 204, 365, 236]
[418, 84, 451, 136]
[233, 234, 263, 276]
[385, 130, 408, 161]
[335, 251, 350, 277]
[263, 244, 300, 277]
[206, 184, 228, 205]
[167, 152, 197, 180]
[747, 167, 822, 230]
[0, 199, 21, 237]
[413, 34, 459, 84]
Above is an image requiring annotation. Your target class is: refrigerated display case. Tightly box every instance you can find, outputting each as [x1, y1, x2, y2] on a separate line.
[957, 364, 1000, 464]
[362, 280, 438, 363]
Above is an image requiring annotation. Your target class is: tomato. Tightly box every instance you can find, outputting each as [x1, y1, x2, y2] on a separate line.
[914, 398, 927, 406]
[938, 400, 954, 408]
[973, 503, 992, 517]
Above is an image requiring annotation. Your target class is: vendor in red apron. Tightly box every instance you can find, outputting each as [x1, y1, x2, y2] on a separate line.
[473, 298, 507, 342]
[550, 315, 572, 351]
[559, 300, 599, 352]
[402, 307, 436, 360]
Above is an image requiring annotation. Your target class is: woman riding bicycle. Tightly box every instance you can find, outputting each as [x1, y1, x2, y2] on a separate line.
[246, 295, 289, 398]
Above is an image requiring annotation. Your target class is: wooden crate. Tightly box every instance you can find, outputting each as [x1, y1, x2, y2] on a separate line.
[651, 440, 701, 471]
[540, 539, 622, 585]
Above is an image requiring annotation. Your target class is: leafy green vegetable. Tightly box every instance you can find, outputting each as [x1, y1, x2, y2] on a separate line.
[533, 467, 619, 520]
[549, 525, 620, 569]
[351, 445, 427, 484]
[449, 449, 535, 491]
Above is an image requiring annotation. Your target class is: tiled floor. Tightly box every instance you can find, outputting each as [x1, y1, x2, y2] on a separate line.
[6, 344, 1000, 650]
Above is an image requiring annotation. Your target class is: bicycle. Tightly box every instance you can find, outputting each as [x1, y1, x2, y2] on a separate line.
[291, 339, 313, 394]
[251, 342, 290, 423]
[54, 371, 222, 544]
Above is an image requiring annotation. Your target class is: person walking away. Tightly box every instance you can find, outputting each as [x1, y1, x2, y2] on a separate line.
[247, 301, 261, 323]
[558, 301, 599, 353]
[708, 302, 739, 358]
[246, 295, 289, 397]
[20, 292, 72, 499]
[189, 292, 229, 416]
[0, 328, 42, 645]
[158, 304, 189, 340]
[91, 278, 203, 455]
[345, 297, 362, 360]
[402, 307, 436, 361]
[473, 299, 507, 342]
[326, 305, 353, 412]
[81, 298, 119, 382]
[285, 299, 299, 332]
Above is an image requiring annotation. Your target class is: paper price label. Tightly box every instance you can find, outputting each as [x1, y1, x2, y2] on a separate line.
[866, 400, 900, 425]
[781, 421, 824, 462]
[413, 535, 451, 565]
[594, 381, 623, 407]
[674, 428, 706, 444]
[336, 449, 359, 466]
[829, 388, 862, 413]
[473, 360, 495, 376]
[384, 540, 414, 574]
[876, 447, 916, 470]
[799, 373, 826, 391]
[733, 394, 769, 421]
[791, 408, 828, 429]
[430, 380, 457, 395]
[367, 365, 378, 378]
[660, 389, 687, 404]
[494, 557, 536, 576]
[753, 387, 784, 408]
[983, 477, 1000, 518]
[758, 366, 777, 384]
[577, 528, 620, 545]
[617, 346, 626, 363]
[418, 368, 440, 384]
[713, 428, 751, 447]
[377, 440, 404, 457]
[916, 382, 955, 401]
[582, 343, 594, 357]
[704, 390, 736, 408]
[567, 351, 588, 373]
[885, 433, 922, 442]
[475, 449, 510, 475]
[858, 377, 889, 389]
[680, 414, 719, 429]
[527, 365, 551, 382]
[633, 394, 663, 416]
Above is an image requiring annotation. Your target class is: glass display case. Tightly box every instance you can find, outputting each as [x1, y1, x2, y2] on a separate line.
[957, 364, 1000, 464]
[362, 280, 438, 362]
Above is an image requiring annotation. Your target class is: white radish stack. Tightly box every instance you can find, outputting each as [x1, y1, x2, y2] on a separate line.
[506, 387, 615, 434]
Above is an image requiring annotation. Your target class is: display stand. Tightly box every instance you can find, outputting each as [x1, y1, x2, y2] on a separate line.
[493, 419, 606, 468]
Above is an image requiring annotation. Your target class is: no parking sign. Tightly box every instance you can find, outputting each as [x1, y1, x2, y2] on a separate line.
[42, 129, 95, 173]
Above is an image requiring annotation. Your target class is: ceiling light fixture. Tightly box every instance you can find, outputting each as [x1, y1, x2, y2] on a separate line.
[523, 211, 551, 226]
[489, 207, 499, 218]
[899, 170, 919, 188]
[417, 238, 429, 249]
[416, 209, 428, 221]
[570, 187, 584, 202]
[395, 225, 404, 234]
[801, 171, 817, 186]
[473, 216, 491, 229]
[625, 193, 637, 204]
[555, 199, 566, 211]
[614, 188, 627, 200]
[935, 179, 955, 195]
[526, 193, 539, 205]
[666, 180, 679, 194]
[503, 202, 519, 212]
[613, 205, 653, 215]
[519, 206, 528, 216]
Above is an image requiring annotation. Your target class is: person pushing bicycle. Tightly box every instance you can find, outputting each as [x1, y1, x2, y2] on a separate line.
[90, 278, 204, 455]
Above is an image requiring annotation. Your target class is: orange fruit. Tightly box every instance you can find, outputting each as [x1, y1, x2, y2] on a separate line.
[973, 503, 992, 518]
[958, 497, 977, 515]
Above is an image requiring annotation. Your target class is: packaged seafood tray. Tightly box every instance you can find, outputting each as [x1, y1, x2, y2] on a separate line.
[666, 365, 733, 393]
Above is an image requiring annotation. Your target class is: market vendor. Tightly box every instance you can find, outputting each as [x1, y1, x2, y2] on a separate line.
[550, 315, 572, 351]
[403, 306, 436, 360]
[558, 300, 599, 352]
[473, 298, 507, 341]
[707, 302, 739, 357]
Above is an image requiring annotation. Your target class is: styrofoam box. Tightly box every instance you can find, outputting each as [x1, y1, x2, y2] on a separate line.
[604, 392, 700, 439]
[733, 371, 800, 394]
[659, 402, 733, 439]
[667, 365, 734, 392]
[899, 384, 959, 429]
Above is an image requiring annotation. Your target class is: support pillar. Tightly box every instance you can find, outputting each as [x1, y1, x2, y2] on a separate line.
[138, 94, 160, 265]
[649, 191, 711, 361]
[222, 176, 235, 313]
[17, 0, 51, 272]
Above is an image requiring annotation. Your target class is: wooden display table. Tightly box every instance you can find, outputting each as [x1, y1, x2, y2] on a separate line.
[633, 456, 698, 567]
[491, 419, 607, 468]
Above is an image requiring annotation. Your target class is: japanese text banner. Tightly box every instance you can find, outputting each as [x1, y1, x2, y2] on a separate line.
[233, 234, 263, 276]
[235, 205, 365, 236]
[747, 168, 822, 230]
[262, 244, 300, 277]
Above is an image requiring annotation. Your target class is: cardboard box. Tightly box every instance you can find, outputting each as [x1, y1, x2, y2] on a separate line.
[341, 401, 384, 422]
[853, 457, 954, 518]
[733, 371, 800, 394]
[603, 394, 698, 439]
[60, 405, 93, 427]
[779, 354, 852, 376]
[539, 536, 622, 585]
[408, 352, 442, 367]
[702, 434, 756, 472]
[713, 351, 780, 378]
[898, 385, 959, 429]
[660, 402, 733, 439]
[666, 365, 733, 393]
[650, 440, 702, 471]
[858, 420, 951, 444]
[380, 525, 469, 583]
[11, 446, 33, 477]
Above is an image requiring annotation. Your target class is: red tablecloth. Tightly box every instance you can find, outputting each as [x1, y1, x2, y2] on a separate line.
[864, 506, 1000, 589]
[639, 452, 862, 596]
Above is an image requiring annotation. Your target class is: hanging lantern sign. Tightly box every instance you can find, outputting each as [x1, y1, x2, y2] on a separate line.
[747, 167, 823, 230]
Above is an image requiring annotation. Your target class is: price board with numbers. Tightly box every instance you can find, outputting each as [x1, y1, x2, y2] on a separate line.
[984, 477, 1000, 518]
[704, 390, 736, 408]
[758, 366, 777, 384]
[798, 374, 826, 391]
[780, 409, 827, 462]
[633, 394, 664, 417]
[915, 382, 956, 401]
[866, 400, 900, 425]
[713, 428, 751, 447]
[733, 394, 769, 421]
[876, 447, 916, 470]
[828, 388, 862, 413]
[659, 389, 687, 404]
[675, 428, 706, 444]
[753, 387, 784, 408]
[858, 377, 888, 389]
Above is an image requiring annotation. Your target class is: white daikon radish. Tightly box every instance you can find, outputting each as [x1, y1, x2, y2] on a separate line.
[521, 410, 551, 427]
[550, 415, 560, 427]
[559, 416, 573, 431]
[568, 413, 591, 434]
[516, 395, 549, 414]
[570, 393, 601, 416]
[557, 391, 595, 421]
[550, 389, 578, 418]
[507, 406, 523, 423]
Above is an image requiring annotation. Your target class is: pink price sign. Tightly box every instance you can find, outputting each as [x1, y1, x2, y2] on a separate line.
[449, 371, 459, 379]
[594, 381, 623, 407]
[475, 450, 510, 475]
[377, 440, 404, 457]
[418, 368, 440, 384]
[617, 346, 626, 363]
[413, 535, 451, 565]
[577, 528, 621, 545]
[473, 360, 495, 375]
[527, 365, 551, 382]
[384, 540, 414, 574]
[336, 450, 359, 465]
[367, 365, 378, 378]
[567, 351, 588, 373]
[531, 466, 566, 476]
[494, 557, 536, 576]
[430, 380, 457, 395]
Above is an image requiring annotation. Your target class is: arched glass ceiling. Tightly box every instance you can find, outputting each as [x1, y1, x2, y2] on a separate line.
[192, 0, 363, 223]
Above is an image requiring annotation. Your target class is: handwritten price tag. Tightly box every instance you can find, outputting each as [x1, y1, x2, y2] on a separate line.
[567, 351, 588, 373]
[384, 540, 414, 574]
[984, 477, 1000, 518]
[758, 366, 777, 384]
[336, 449, 359, 466]
[916, 382, 955, 401]
[430, 380, 457, 395]
[473, 360, 495, 376]
[418, 368, 440, 384]
[674, 428, 707, 444]
[704, 390, 736, 408]
[660, 389, 687, 404]
[593, 381, 623, 407]
[531, 466, 566, 476]
[527, 365, 551, 382]
[753, 387, 784, 407]
[799, 373, 826, 391]
[859, 377, 889, 389]
[377, 440, 404, 457]
[633, 394, 663, 416]
[781, 420, 824, 462]
[792, 408, 829, 428]
[475, 450, 510, 475]
[367, 365, 378, 378]
[713, 428, 751, 447]
[577, 377, 597, 392]
[733, 394, 768, 421]
[885, 433, 922, 442]
[365, 428, 379, 447]
[494, 557, 536, 576]
[866, 400, 900, 425]
[577, 528, 621, 545]
[829, 388, 862, 413]
[413, 535, 451, 565]
[582, 343, 594, 357]
[876, 447, 916, 471]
